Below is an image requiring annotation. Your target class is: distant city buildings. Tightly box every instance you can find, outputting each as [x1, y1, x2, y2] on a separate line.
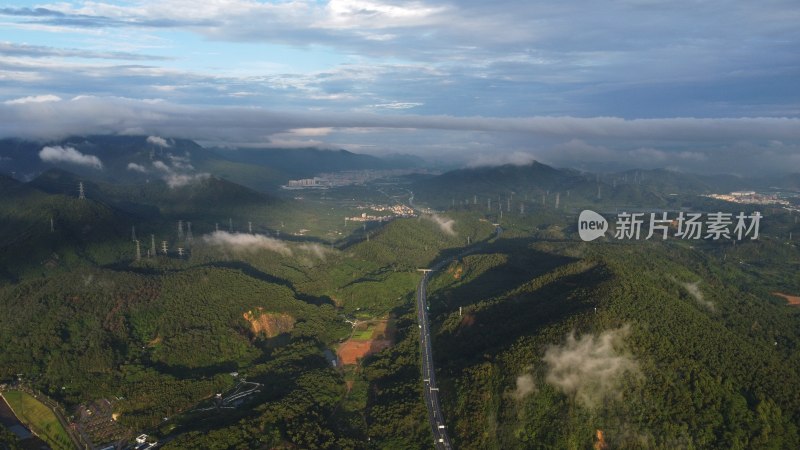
[282, 169, 434, 189]
[284, 177, 327, 188]
[346, 204, 416, 222]
[705, 191, 790, 206]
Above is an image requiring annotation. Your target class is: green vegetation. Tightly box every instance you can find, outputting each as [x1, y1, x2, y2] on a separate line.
[1, 149, 799, 449]
[423, 228, 800, 449]
[1, 391, 72, 450]
[351, 328, 374, 341]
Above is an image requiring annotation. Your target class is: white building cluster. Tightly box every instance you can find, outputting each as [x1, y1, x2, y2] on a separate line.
[705, 191, 790, 206]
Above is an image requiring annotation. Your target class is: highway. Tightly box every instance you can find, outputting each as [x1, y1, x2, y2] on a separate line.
[416, 264, 453, 450]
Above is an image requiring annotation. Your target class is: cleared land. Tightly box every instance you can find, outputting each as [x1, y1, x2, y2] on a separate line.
[773, 292, 800, 306]
[2, 390, 73, 450]
[337, 319, 394, 365]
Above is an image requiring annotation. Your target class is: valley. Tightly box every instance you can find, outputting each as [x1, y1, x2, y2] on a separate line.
[0, 136, 799, 449]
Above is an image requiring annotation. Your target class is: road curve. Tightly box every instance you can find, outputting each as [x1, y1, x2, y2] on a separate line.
[416, 267, 453, 449]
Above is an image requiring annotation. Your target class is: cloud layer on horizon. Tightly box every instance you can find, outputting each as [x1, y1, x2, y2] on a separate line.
[1, 1, 798, 175]
[3, 96, 799, 174]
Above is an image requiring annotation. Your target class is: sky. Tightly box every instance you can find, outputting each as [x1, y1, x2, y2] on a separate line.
[1, 0, 799, 174]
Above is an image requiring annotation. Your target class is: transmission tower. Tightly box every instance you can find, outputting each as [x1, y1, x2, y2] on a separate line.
[520, 203, 524, 215]
[215, 222, 219, 232]
[555, 192, 560, 209]
[177, 220, 184, 240]
[135, 240, 141, 261]
[186, 222, 193, 243]
[78, 182, 85, 200]
[487, 198, 491, 211]
[177, 247, 184, 258]
[248, 221, 253, 234]
[150, 234, 156, 257]
[161, 240, 168, 255]
[473, 195, 477, 205]
[507, 198, 511, 212]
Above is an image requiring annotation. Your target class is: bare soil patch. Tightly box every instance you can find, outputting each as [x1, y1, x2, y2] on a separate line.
[243, 307, 295, 337]
[337, 319, 394, 365]
[772, 292, 800, 306]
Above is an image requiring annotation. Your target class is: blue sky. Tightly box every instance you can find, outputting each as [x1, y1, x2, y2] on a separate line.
[1, 0, 799, 173]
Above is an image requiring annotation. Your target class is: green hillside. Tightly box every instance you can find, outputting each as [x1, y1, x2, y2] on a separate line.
[0, 149, 798, 449]
[424, 233, 800, 449]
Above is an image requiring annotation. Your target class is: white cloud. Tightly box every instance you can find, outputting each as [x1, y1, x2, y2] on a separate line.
[681, 281, 716, 312]
[39, 145, 103, 169]
[370, 102, 423, 110]
[127, 162, 148, 173]
[152, 160, 171, 172]
[297, 242, 333, 260]
[322, 0, 449, 30]
[4, 94, 62, 105]
[146, 135, 170, 147]
[424, 213, 456, 235]
[467, 151, 537, 168]
[2, 96, 800, 175]
[151, 157, 207, 187]
[511, 373, 537, 401]
[543, 325, 639, 410]
[167, 153, 194, 170]
[288, 127, 334, 137]
[4, 96, 799, 143]
[202, 231, 292, 256]
[163, 172, 210, 188]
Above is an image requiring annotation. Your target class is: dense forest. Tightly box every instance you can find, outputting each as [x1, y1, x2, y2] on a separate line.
[425, 222, 800, 448]
[1, 158, 799, 449]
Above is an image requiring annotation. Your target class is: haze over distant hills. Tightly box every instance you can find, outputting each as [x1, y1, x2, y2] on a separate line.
[2, 135, 798, 187]
[0, 135, 424, 191]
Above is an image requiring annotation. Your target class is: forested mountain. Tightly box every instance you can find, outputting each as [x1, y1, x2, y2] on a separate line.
[426, 234, 800, 448]
[410, 162, 775, 211]
[0, 136, 423, 193]
[0, 139, 798, 449]
[211, 147, 422, 178]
